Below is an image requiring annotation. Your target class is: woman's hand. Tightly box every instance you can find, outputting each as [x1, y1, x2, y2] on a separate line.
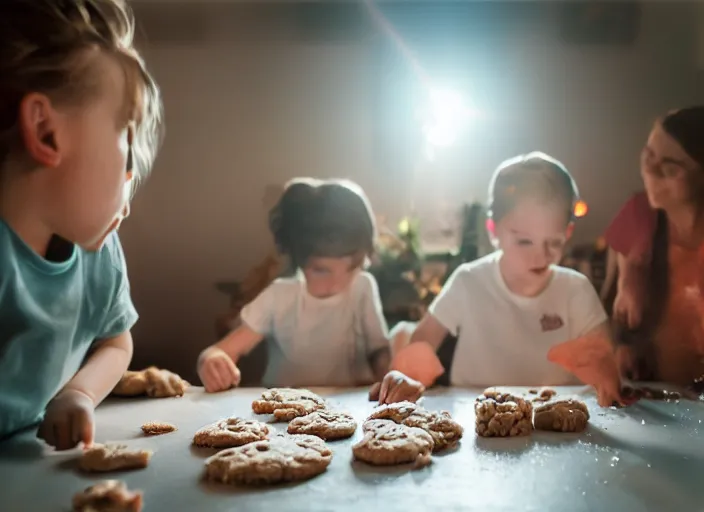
[197, 347, 241, 393]
[615, 345, 641, 381]
[613, 287, 644, 330]
[614, 260, 647, 329]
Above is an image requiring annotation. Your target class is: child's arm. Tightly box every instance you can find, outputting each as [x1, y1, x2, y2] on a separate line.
[549, 276, 624, 407]
[198, 283, 275, 392]
[548, 321, 624, 407]
[198, 325, 264, 392]
[409, 314, 450, 349]
[38, 332, 133, 451]
[38, 234, 138, 450]
[359, 273, 392, 381]
[375, 267, 467, 403]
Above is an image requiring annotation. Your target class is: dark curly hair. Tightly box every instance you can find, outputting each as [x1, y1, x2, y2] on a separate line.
[269, 178, 376, 269]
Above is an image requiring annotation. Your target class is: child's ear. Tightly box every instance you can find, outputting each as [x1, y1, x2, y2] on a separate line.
[485, 218, 499, 249]
[18, 93, 62, 168]
[485, 218, 496, 237]
[566, 222, 575, 241]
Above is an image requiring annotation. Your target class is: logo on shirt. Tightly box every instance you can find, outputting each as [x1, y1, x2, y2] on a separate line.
[540, 314, 564, 332]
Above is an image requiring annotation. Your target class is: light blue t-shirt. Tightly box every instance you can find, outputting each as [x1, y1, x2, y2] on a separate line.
[0, 219, 138, 439]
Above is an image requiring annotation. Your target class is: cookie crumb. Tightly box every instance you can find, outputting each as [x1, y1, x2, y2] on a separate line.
[79, 444, 152, 473]
[141, 422, 176, 436]
[73, 480, 142, 512]
[532, 388, 557, 403]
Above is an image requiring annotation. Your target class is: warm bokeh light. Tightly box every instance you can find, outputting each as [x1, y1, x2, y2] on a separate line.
[573, 200, 589, 218]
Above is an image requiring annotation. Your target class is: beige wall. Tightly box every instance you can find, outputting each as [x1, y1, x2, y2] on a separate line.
[122, 2, 704, 381]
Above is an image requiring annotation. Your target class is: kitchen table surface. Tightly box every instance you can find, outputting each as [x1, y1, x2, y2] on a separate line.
[1, 386, 704, 512]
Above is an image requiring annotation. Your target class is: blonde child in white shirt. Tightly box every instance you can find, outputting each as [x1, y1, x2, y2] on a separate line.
[383, 152, 623, 406]
[198, 178, 422, 396]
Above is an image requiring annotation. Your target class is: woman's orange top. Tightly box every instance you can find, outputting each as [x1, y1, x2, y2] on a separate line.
[605, 193, 704, 384]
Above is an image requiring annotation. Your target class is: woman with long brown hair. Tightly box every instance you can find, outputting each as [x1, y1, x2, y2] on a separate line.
[606, 106, 704, 385]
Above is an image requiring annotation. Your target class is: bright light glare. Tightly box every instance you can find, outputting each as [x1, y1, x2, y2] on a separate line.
[421, 88, 472, 149]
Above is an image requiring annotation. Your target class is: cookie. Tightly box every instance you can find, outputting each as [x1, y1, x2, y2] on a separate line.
[204, 434, 332, 485]
[353, 419, 433, 468]
[112, 367, 188, 398]
[287, 410, 357, 440]
[533, 399, 590, 433]
[193, 417, 271, 448]
[141, 422, 177, 436]
[531, 388, 557, 403]
[72, 480, 143, 512]
[367, 401, 463, 451]
[475, 388, 533, 437]
[79, 444, 152, 473]
[252, 388, 327, 421]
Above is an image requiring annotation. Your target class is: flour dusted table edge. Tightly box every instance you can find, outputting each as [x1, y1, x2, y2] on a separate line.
[1, 386, 703, 512]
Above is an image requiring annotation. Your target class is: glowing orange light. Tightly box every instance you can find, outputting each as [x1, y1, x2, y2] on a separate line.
[574, 200, 589, 218]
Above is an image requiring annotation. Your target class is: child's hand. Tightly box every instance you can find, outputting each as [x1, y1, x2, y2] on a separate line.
[390, 341, 444, 388]
[376, 370, 425, 404]
[37, 389, 95, 451]
[198, 347, 241, 393]
[547, 332, 626, 408]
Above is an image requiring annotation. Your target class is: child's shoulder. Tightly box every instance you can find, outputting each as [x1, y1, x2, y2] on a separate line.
[452, 252, 500, 281]
[93, 232, 128, 273]
[550, 265, 592, 290]
[267, 275, 304, 292]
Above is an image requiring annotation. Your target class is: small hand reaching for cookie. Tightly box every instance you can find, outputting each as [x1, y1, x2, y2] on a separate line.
[375, 370, 425, 405]
[38, 389, 95, 451]
[198, 347, 241, 393]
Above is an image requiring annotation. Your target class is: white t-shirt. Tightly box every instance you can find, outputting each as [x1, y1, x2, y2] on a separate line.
[430, 252, 607, 387]
[241, 271, 389, 388]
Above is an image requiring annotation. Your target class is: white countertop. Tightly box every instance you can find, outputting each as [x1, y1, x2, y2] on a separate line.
[1, 386, 704, 512]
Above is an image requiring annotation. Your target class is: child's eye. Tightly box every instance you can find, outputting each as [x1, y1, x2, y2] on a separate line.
[517, 239, 532, 246]
[550, 240, 565, 249]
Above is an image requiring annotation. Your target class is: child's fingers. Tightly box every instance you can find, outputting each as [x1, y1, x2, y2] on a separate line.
[385, 382, 410, 404]
[222, 357, 240, 387]
[208, 361, 229, 391]
[202, 364, 223, 392]
[378, 374, 392, 404]
[36, 420, 48, 442]
[54, 420, 72, 451]
[216, 359, 237, 389]
[72, 409, 94, 448]
[368, 382, 381, 401]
